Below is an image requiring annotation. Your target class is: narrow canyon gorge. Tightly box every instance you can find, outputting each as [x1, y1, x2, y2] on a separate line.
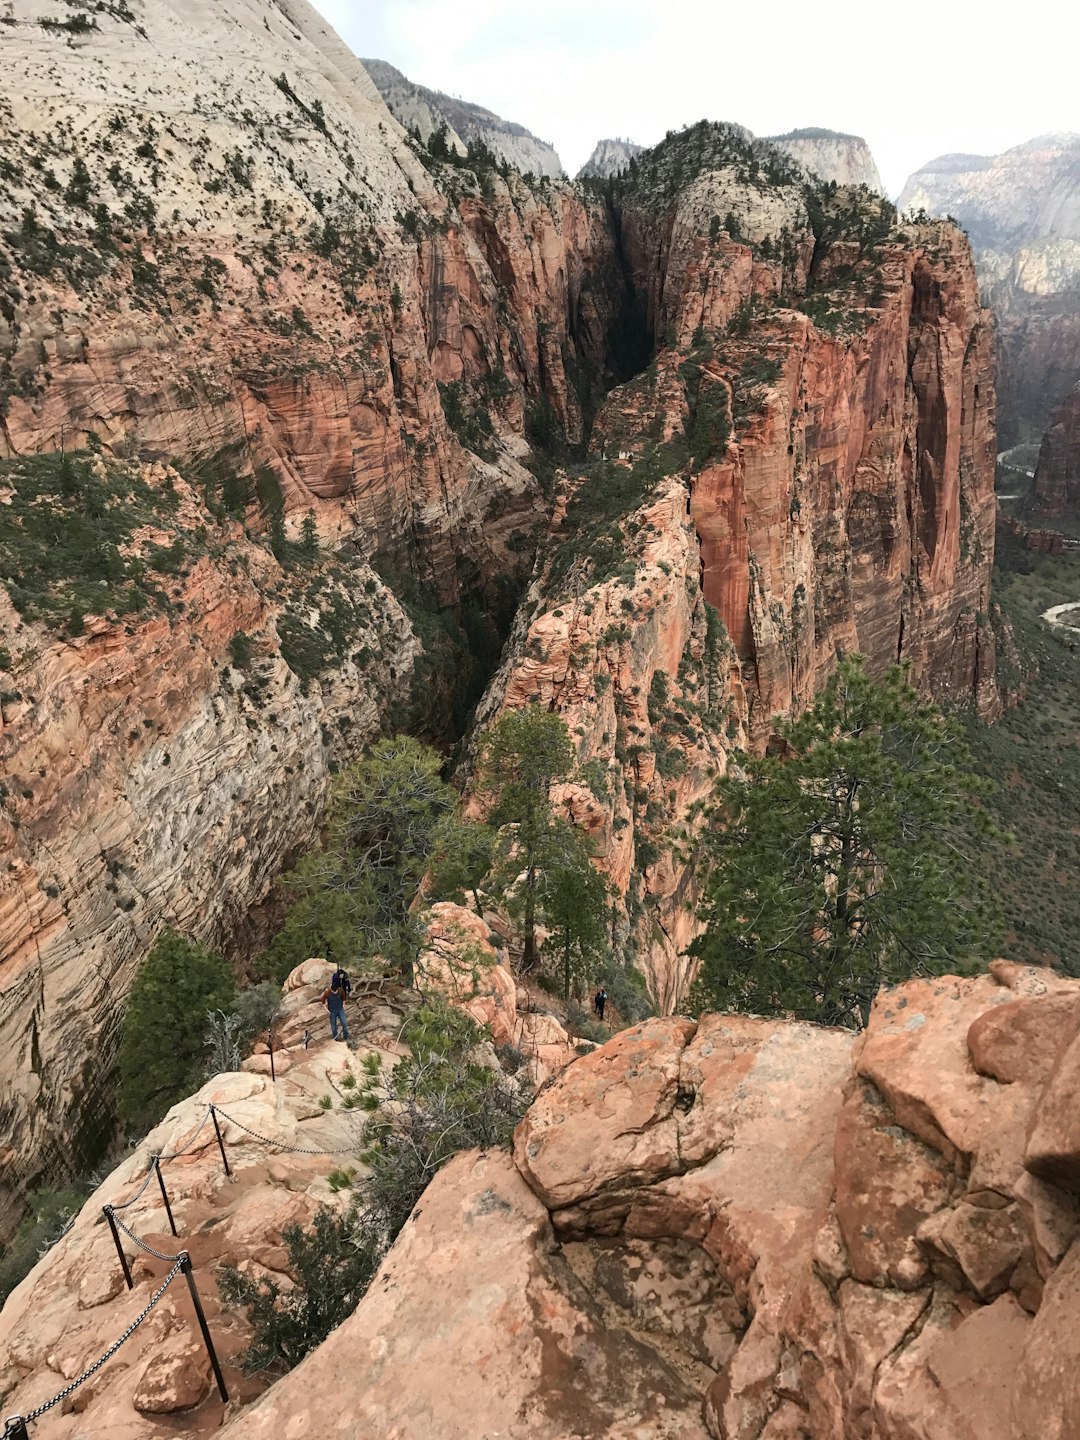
[0, 0, 1002, 1243]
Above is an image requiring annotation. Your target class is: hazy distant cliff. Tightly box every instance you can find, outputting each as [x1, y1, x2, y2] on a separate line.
[769, 128, 884, 191]
[900, 134, 1080, 445]
[577, 138, 644, 180]
[362, 58, 564, 177]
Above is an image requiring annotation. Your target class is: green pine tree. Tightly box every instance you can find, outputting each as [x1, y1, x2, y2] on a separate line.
[689, 656, 1004, 1028]
[117, 929, 235, 1130]
[475, 707, 574, 971]
[541, 820, 611, 999]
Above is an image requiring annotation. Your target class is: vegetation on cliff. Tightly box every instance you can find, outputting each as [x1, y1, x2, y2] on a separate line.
[691, 659, 1003, 1027]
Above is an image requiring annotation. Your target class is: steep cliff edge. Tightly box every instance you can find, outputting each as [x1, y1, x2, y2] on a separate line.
[0, 36, 998, 1233]
[0, 0, 616, 1227]
[769, 127, 884, 192]
[899, 134, 1080, 446]
[577, 138, 644, 180]
[363, 59, 565, 178]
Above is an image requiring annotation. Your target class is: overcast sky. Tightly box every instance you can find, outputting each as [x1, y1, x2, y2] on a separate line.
[312, 0, 1077, 196]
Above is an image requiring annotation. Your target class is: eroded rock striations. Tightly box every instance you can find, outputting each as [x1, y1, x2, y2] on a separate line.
[472, 123, 998, 1007]
[0, 0, 613, 1225]
[899, 134, 1080, 447]
[1032, 381, 1080, 515]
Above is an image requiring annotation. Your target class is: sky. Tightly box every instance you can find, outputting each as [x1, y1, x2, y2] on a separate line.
[312, 0, 1078, 197]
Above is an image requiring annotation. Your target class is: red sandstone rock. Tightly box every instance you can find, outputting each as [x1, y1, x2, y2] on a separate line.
[1033, 382, 1080, 516]
[1025, 1026, 1080, 1192]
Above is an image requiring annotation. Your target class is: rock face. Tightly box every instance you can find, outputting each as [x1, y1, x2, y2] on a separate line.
[1032, 382, 1080, 514]
[899, 134, 1080, 446]
[0, 0, 615, 1225]
[363, 58, 565, 177]
[214, 963, 1080, 1440]
[0, 38, 999, 1234]
[472, 124, 998, 1005]
[769, 128, 884, 191]
[578, 137, 645, 179]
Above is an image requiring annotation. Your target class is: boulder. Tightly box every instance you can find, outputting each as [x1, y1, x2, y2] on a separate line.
[1025, 1028, 1080, 1191]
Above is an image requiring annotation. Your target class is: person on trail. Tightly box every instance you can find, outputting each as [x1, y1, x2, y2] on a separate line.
[322, 967, 351, 1042]
[594, 986, 608, 1021]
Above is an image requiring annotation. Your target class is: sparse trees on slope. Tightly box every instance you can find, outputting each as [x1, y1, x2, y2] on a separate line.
[261, 736, 456, 981]
[690, 657, 1002, 1028]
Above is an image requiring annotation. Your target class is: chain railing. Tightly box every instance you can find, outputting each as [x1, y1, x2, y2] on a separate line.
[3, 1254, 190, 1438]
[6, 1059, 362, 1433]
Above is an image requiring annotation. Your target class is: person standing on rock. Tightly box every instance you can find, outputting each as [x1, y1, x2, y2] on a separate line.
[322, 968, 351, 1042]
[594, 986, 608, 1021]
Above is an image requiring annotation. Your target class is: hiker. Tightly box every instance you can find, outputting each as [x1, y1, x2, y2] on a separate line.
[322, 967, 351, 1042]
[594, 986, 608, 1021]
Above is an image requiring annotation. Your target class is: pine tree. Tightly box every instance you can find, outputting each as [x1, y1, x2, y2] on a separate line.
[117, 929, 235, 1130]
[690, 657, 1003, 1028]
[475, 707, 574, 971]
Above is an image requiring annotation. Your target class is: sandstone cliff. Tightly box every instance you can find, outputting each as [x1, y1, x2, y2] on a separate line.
[363, 58, 565, 178]
[578, 138, 645, 180]
[7, 963, 1080, 1438]
[1033, 381, 1080, 514]
[769, 128, 884, 192]
[899, 134, 1080, 445]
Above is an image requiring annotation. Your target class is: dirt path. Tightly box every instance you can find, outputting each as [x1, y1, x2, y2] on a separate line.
[1042, 601, 1080, 636]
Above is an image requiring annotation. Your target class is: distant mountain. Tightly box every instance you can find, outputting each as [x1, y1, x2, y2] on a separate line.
[363, 59, 564, 178]
[768, 128, 883, 192]
[577, 138, 644, 180]
[899, 134, 1080, 445]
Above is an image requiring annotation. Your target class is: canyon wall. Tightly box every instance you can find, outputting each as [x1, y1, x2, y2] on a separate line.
[363, 58, 565, 178]
[0, 22, 998, 1234]
[473, 125, 998, 1007]
[0, 0, 616, 1227]
[769, 128, 884, 192]
[1032, 381, 1080, 515]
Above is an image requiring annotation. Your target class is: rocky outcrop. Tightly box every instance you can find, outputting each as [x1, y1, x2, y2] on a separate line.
[1032, 382, 1080, 514]
[578, 138, 644, 180]
[899, 134, 1080, 446]
[0, 963, 417, 1435]
[363, 58, 565, 178]
[769, 128, 884, 191]
[209, 963, 1080, 1439]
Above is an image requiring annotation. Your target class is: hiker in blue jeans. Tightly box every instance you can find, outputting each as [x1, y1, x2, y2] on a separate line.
[321, 968, 351, 1041]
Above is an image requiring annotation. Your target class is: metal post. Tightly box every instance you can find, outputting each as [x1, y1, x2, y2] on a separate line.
[103, 1205, 133, 1290]
[153, 1157, 178, 1237]
[268, 1026, 275, 1083]
[4, 1417, 31, 1440]
[209, 1106, 231, 1177]
[178, 1252, 229, 1404]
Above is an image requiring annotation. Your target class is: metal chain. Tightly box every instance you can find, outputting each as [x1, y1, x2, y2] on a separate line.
[154, 1106, 213, 1161]
[21, 1257, 183, 1423]
[107, 1163, 157, 1212]
[212, 1106, 358, 1156]
[109, 1211, 182, 1265]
